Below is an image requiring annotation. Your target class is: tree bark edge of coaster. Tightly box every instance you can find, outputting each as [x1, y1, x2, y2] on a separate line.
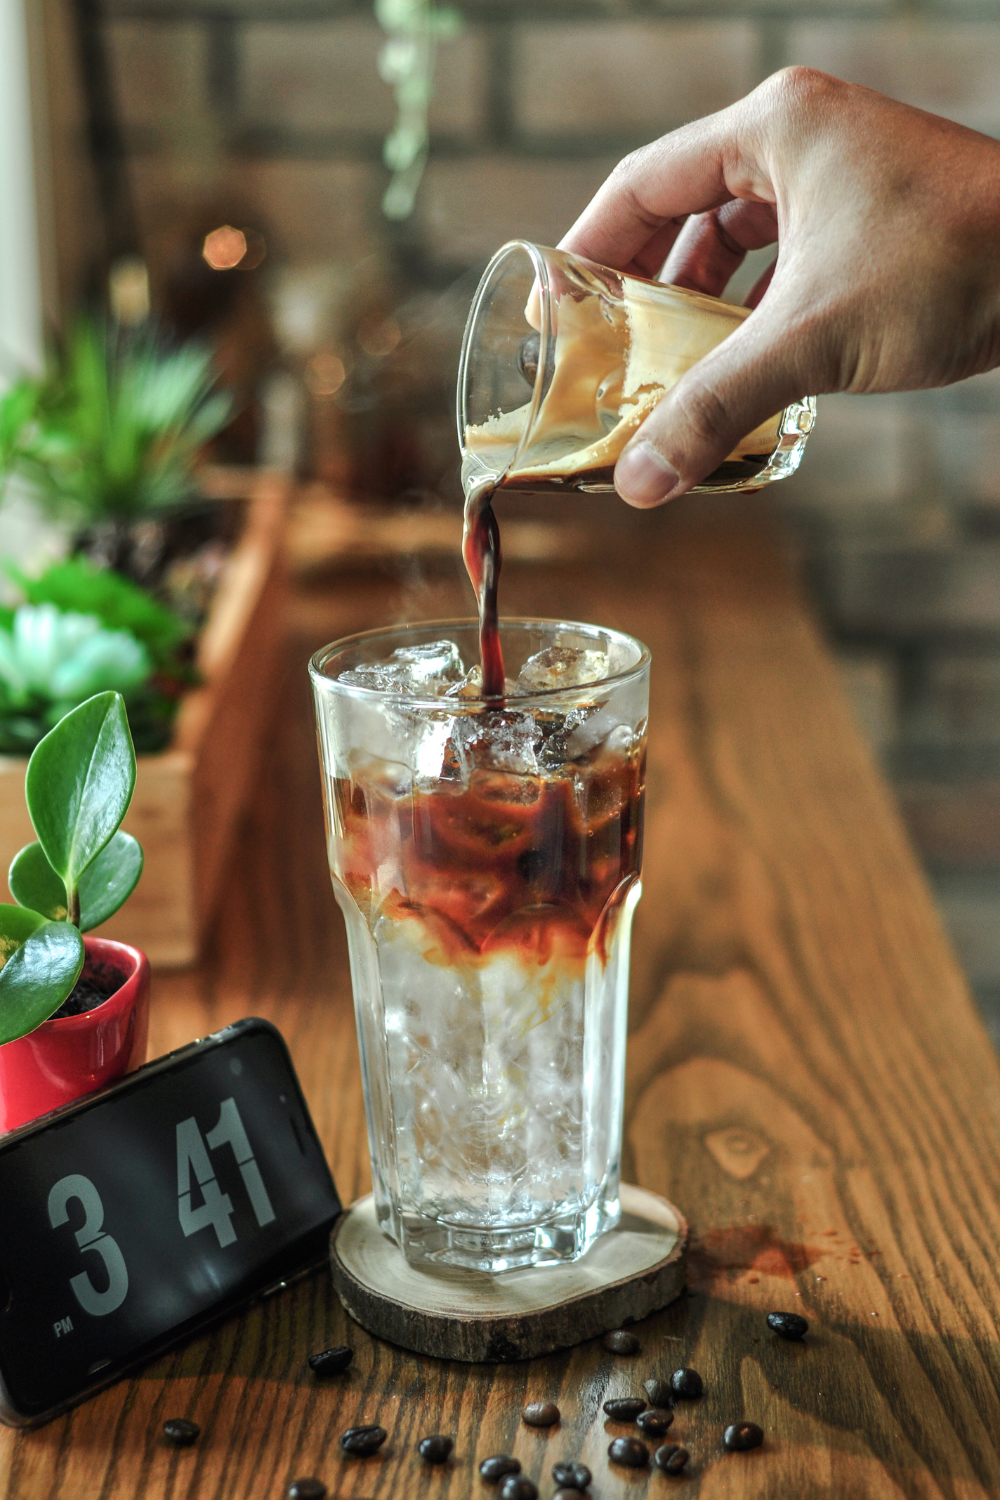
[329, 1183, 688, 1362]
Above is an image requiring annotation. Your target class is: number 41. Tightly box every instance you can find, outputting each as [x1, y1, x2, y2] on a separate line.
[176, 1098, 275, 1248]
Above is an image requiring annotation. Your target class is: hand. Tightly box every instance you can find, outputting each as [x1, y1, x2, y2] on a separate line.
[559, 68, 1000, 506]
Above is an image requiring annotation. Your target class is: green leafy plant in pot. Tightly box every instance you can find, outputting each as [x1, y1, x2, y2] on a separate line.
[0, 691, 150, 1133]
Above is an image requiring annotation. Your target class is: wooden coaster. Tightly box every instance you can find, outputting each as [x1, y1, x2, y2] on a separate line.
[329, 1184, 687, 1362]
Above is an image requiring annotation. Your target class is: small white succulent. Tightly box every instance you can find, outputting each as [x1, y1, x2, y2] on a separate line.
[0, 603, 150, 708]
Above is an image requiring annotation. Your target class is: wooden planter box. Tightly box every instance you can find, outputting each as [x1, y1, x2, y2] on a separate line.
[0, 470, 289, 967]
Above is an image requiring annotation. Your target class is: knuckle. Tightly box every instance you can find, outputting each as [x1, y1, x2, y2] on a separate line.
[761, 64, 838, 114]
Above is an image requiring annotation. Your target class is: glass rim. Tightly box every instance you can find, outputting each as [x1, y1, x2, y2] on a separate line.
[308, 616, 651, 711]
[456, 239, 552, 474]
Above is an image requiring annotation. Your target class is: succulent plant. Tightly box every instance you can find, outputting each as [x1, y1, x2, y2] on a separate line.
[0, 319, 231, 528]
[0, 604, 150, 707]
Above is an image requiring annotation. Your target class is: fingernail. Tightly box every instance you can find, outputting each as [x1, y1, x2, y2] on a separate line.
[614, 441, 680, 507]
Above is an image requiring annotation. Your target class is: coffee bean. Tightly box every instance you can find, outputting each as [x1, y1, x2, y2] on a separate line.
[418, 1434, 453, 1463]
[554, 1491, 583, 1500]
[608, 1436, 649, 1468]
[767, 1311, 809, 1341]
[669, 1367, 704, 1400]
[498, 1478, 538, 1500]
[339, 1425, 387, 1456]
[723, 1422, 764, 1452]
[654, 1444, 690, 1474]
[480, 1455, 521, 1481]
[602, 1329, 640, 1355]
[522, 1400, 560, 1427]
[637, 1407, 674, 1436]
[552, 1461, 592, 1490]
[643, 1378, 675, 1408]
[163, 1418, 199, 1446]
[308, 1344, 353, 1377]
[288, 1481, 326, 1500]
[603, 1397, 646, 1421]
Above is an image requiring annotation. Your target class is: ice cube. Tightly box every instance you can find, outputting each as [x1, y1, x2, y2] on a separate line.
[450, 708, 542, 778]
[389, 639, 464, 685]
[339, 638, 465, 696]
[515, 645, 608, 695]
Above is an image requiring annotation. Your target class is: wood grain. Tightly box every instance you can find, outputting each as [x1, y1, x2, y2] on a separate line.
[2, 492, 999, 1498]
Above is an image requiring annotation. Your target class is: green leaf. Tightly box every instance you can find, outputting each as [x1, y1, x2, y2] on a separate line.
[0, 908, 84, 1044]
[25, 691, 136, 892]
[9, 832, 142, 931]
[8, 841, 66, 919]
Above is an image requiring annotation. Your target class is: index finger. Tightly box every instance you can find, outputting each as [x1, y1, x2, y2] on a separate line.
[559, 102, 773, 274]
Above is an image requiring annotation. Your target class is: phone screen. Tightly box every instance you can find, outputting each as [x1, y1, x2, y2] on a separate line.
[0, 1020, 340, 1421]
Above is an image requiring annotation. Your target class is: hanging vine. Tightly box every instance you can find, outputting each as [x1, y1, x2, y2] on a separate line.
[376, 0, 462, 221]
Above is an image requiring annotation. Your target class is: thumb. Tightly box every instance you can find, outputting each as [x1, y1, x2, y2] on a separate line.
[613, 302, 812, 507]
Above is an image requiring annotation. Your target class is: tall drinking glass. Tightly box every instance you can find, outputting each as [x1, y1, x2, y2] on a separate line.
[458, 240, 815, 498]
[311, 619, 649, 1272]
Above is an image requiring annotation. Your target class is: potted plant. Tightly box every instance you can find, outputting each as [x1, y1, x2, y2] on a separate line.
[0, 321, 291, 965]
[0, 690, 148, 1132]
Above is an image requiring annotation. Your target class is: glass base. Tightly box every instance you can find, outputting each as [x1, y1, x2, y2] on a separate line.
[390, 1184, 621, 1273]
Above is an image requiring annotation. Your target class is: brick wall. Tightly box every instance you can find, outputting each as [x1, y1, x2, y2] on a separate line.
[89, 0, 1000, 1029]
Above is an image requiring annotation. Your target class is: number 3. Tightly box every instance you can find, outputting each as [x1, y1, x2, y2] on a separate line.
[48, 1174, 129, 1317]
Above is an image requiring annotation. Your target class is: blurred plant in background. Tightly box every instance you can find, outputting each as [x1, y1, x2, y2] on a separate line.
[377, 0, 462, 221]
[0, 320, 231, 571]
[0, 561, 194, 755]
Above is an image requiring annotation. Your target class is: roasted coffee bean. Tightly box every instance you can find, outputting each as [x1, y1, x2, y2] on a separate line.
[608, 1436, 649, 1468]
[339, 1425, 387, 1456]
[480, 1455, 521, 1482]
[767, 1311, 809, 1341]
[288, 1481, 326, 1500]
[418, 1435, 453, 1464]
[498, 1478, 538, 1500]
[552, 1460, 591, 1490]
[308, 1345, 353, 1376]
[603, 1397, 646, 1421]
[654, 1444, 690, 1474]
[554, 1491, 584, 1500]
[643, 1378, 675, 1408]
[163, 1418, 200, 1446]
[724, 1422, 764, 1452]
[637, 1407, 674, 1436]
[670, 1367, 704, 1400]
[522, 1400, 560, 1427]
[602, 1329, 640, 1355]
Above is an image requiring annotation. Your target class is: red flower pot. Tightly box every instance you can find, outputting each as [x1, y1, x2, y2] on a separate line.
[0, 936, 150, 1134]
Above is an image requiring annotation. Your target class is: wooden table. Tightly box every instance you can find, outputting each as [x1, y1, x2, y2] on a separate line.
[4, 494, 1000, 1498]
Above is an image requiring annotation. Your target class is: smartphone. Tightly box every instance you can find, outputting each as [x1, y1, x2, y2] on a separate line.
[0, 1017, 341, 1427]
